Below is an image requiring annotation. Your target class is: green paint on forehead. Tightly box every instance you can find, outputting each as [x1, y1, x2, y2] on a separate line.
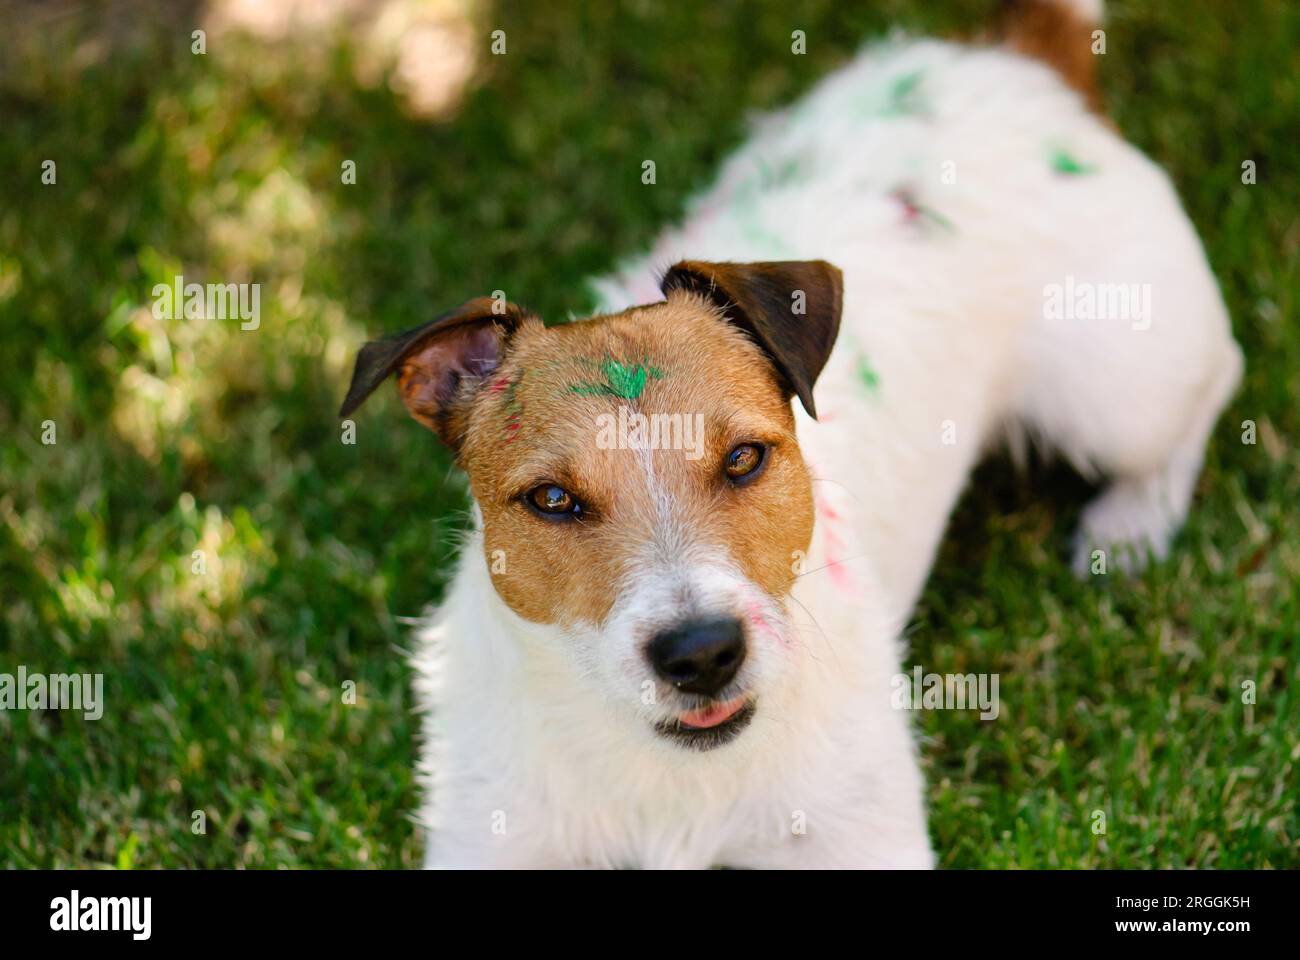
[1049, 146, 1096, 175]
[569, 356, 665, 400]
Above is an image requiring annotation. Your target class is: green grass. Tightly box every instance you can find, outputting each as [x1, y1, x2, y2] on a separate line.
[1, 0, 1296, 868]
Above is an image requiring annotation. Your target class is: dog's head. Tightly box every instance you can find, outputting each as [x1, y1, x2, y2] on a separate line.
[342, 260, 842, 750]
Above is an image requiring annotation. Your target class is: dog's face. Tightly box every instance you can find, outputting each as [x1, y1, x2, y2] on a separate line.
[342, 260, 842, 750]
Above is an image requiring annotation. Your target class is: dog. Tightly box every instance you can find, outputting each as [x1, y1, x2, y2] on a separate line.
[340, 0, 1242, 868]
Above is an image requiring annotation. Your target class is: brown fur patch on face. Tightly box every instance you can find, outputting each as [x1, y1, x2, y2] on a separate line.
[458, 292, 815, 628]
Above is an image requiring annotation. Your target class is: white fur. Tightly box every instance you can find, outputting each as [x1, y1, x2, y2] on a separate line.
[413, 30, 1241, 868]
[1061, 0, 1106, 24]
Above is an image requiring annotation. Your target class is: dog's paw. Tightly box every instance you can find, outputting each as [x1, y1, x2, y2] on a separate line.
[1071, 478, 1176, 578]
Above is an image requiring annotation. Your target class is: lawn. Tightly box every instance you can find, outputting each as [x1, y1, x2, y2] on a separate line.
[1, 0, 1295, 868]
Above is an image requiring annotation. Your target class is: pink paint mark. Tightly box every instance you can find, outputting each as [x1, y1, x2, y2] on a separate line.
[745, 594, 787, 648]
[815, 490, 856, 594]
[825, 548, 854, 592]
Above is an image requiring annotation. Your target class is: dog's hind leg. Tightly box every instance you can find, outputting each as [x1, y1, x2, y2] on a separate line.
[995, 0, 1243, 574]
[1068, 341, 1242, 575]
[1010, 265, 1243, 576]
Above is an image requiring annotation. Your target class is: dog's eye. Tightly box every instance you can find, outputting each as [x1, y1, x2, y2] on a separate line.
[724, 443, 766, 484]
[526, 484, 582, 517]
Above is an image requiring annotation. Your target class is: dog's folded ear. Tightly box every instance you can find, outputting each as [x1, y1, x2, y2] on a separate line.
[659, 259, 843, 419]
[339, 296, 528, 450]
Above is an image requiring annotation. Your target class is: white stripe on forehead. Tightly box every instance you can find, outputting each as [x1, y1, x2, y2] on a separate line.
[639, 438, 686, 565]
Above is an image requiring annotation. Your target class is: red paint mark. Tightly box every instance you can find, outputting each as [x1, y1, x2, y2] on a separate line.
[891, 186, 923, 223]
[815, 489, 855, 594]
[888, 184, 955, 232]
[497, 373, 525, 444]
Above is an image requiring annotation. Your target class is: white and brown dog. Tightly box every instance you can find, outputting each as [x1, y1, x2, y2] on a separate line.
[341, 0, 1241, 868]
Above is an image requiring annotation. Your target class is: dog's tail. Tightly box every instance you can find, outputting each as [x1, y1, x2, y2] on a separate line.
[999, 0, 1104, 111]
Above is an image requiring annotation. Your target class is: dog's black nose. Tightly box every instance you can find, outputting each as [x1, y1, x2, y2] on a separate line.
[647, 617, 746, 696]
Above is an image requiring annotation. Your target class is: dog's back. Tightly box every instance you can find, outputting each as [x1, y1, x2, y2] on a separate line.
[594, 0, 1241, 611]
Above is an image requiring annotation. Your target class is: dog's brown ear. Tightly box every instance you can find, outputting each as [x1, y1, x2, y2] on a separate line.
[339, 296, 528, 450]
[660, 260, 843, 418]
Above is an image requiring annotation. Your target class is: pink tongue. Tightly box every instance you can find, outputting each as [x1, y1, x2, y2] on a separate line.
[678, 698, 744, 730]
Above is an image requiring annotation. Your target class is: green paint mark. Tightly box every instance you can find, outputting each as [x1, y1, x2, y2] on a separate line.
[570, 357, 664, 399]
[757, 154, 808, 190]
[893, 185, 956, 233]
[883, 70, 925, 116]
[856, 354, 880, 393]
[917, 202, 955, 232]
[1050, 147, 1096, 175]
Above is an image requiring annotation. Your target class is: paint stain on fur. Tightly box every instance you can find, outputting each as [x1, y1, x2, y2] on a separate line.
[883, 69, 926, 116]
[814, 494, 855, 594]
[1049, 146, 1096, 175]
[756, 153, 809, 190]
[745, 592, 787, 648]
[569, 357, 664, 399]
[856, 354, 881, 394]
[890, 185, 955, 232]
[493, 373, 525, 443]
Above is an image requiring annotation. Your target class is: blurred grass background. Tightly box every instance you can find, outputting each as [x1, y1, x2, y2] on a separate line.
[0, 0, 1296, 868]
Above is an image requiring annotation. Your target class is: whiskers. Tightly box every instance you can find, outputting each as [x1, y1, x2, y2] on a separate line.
[793, 551, 873, 581]
[783, 591, 847, 674]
